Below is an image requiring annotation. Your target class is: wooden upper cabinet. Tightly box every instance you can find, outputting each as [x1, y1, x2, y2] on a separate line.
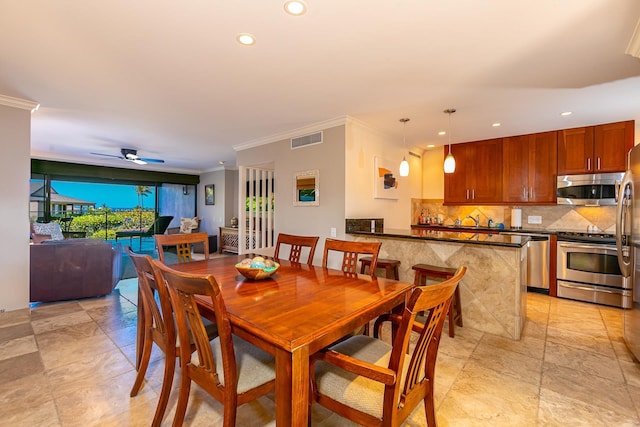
[503, 131, 557, 204]
[593, 121, 634, 172]
[444, 138, 502, 204]
[558, 121, 633, 174]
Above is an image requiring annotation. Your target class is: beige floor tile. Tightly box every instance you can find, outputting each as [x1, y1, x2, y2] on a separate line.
[0, 308, 30, 328]
[546, 325, 616, 358]
[436, 363, 540, 426]
[0, 399, 61, 427]
[38, 331, 118, 370]
[480, 330, 546, 360]
[54, 369, 158, 427]
[544, 340, 625, 383]
[30, 301, 85, 322]
[31, 310, 95, 334]
[619, 359, 640, 388]
[466, 340, 543, 386]
[0, 334, 38, 361]
[542, 362, 636, 417]
[538, 388, 640, 427]
[0, 321, 33, 342]
[0, 351, 45, 383]
[0, 371, 54, 411]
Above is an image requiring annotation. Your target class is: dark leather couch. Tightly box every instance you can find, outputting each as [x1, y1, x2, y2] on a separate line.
[30, 239, 123, 302]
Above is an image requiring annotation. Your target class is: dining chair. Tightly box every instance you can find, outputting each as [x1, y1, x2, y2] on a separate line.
[127, 247, 216, 427]
[273, 233, 319, 265]
[310, 266, 466, 427]
[155, 231, 209, 264]
[152, 260, 276, 427]
[321, 238, 382, 276]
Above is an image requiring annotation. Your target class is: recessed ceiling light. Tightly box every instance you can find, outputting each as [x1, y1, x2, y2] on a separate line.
[427, 144, 435, 148]
[236, 33, 256, 46]
[492, 123, 501, 127]
[219, 161, 225, 165]
[561, 111, 572, 116]
[438, 131, 446, 136]
[284, 1, 307, 16]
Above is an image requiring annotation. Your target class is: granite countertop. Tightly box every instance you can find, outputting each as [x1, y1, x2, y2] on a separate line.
[349, 228, 530, 248]
[410, 224, 556, 235]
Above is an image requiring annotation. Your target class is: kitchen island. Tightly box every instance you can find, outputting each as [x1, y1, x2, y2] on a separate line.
[349, 228, 529, 340]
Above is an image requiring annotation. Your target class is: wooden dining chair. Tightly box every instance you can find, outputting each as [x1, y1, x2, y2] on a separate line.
[153, 260, 276, 427]
[321, 238, 382, 276]
[127, 247, 216, 427]
[155, 231, 209, 264]
[310, 266, 467, 427]
[273, 233, 319, 265]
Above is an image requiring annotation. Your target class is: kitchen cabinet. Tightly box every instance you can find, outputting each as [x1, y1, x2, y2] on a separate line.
[502, 131, 557, 204]
[557, 120, 634, 174]
[444, 138, 503, 204]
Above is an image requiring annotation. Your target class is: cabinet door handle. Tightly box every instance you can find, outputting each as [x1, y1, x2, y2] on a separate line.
[587, 157, 591, 170]
[530, 187, 534, 200]
[472, 189, 475, 200]
[597, 157, 601, 170]
[466, 189, 469, 200]
[522, 187, 527, 200]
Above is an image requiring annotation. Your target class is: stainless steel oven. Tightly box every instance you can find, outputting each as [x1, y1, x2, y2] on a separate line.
[557, 233, 631, 308]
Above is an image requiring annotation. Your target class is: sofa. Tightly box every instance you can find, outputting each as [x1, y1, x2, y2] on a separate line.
[30, 239, 123, 302]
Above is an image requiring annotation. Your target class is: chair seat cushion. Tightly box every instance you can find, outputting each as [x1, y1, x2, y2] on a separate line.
[192, 335, 275, 393]
[314, 335, 392, 419]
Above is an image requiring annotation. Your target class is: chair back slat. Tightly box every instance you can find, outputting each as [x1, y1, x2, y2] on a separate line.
[155, 232, 210, 264]
[322, 238, 381, 276]
[274, 233, 319, 265]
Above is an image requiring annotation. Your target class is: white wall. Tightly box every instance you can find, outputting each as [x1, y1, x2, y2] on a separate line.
[422, 146, 445, 199]
[0, 104, 31, 311]
[236, 125, 346, 265]
[345, 118, 422, 229]
[198, 168, 237, 235]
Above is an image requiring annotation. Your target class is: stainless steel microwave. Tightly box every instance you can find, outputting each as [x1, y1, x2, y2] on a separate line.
[557, 172, 623, 206]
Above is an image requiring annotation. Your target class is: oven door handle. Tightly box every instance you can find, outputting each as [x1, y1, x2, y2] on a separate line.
[559, 282, 624, 294]
[558, 242, 616, 251]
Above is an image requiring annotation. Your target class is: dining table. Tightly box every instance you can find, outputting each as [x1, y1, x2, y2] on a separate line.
[168, 254, 414, 426]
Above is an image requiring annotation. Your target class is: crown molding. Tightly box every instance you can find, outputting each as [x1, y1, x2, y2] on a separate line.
[626, 18, 640, 59]
[0, 94, 39, 111]
[233, 116, 348, 151]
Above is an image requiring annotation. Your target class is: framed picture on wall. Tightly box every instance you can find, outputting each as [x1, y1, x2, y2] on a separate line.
[205, 184, 215, 205]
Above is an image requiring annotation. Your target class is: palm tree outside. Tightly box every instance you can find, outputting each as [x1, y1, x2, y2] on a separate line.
[134, 185, 152, 229]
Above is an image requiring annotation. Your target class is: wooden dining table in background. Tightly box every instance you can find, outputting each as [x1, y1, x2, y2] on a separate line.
[169, 254, 414, 426]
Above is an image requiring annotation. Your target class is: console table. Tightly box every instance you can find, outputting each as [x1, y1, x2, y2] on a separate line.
[219, 227, 258, 254]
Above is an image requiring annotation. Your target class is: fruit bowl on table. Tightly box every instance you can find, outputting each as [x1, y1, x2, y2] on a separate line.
[235, 261, 280, 280]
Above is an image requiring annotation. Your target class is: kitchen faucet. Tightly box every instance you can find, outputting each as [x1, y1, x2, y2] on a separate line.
[466, 215, 480, 227]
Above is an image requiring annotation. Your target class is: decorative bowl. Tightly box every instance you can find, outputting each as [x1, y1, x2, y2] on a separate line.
[235, 262, 280, 280]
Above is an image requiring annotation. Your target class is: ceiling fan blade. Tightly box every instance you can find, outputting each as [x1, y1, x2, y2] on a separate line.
[90, 152, 124, 159]
[139, 158, 165, 163]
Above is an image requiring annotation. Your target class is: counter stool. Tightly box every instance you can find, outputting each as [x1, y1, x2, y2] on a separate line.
[412, 264, 463, 338]
[359, 256, 401, 280]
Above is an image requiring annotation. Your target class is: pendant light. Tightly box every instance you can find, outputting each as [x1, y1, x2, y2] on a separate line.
[443, 108, 456, 174]
[399, 118, 410, 177]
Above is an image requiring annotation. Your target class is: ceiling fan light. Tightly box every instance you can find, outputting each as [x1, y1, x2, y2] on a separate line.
[399, 157, 409, 177]
[132, 159, 147, 165]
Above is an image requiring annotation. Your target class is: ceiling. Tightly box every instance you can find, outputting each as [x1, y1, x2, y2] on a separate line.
[2, 0, 640, 174]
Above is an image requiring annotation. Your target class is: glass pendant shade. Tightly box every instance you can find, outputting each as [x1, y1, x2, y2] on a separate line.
[399, 117, 410, 177]
[444, 147, 456, 173]
[399, 157, 409, 176]
[443, 108, 457, 174]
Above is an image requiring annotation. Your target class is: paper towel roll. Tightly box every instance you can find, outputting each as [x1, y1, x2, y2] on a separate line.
[511, 208, 522, 229]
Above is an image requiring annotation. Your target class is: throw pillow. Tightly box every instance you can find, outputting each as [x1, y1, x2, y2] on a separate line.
[32, 222, 64, 241]
[179, 217, 199, 234]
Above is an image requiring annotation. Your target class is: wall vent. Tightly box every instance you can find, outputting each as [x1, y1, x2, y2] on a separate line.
[291, 131, 323, 149]
[409, 151, 421, 159]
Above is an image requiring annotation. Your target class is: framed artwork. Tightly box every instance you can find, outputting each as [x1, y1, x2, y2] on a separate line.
[293, 169, 319, 206]
[373, 156, 399, 199]
[204, 184, 215, 205]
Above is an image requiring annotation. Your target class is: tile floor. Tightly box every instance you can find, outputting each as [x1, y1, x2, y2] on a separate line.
[2, 281, 640, 426]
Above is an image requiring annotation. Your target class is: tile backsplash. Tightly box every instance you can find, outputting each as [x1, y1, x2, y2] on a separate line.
[412, 199, 616, 233]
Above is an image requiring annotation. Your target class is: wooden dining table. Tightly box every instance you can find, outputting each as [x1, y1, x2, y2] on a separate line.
[168, 254, 414, 426]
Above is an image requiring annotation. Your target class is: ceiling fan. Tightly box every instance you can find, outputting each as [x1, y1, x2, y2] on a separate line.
[90, 148, 165, 165]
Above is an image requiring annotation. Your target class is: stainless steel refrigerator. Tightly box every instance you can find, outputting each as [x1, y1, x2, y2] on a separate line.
[620, 145, 640, 360]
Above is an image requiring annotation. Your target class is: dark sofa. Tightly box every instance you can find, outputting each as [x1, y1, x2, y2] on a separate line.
[30, 239, 123, 302]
